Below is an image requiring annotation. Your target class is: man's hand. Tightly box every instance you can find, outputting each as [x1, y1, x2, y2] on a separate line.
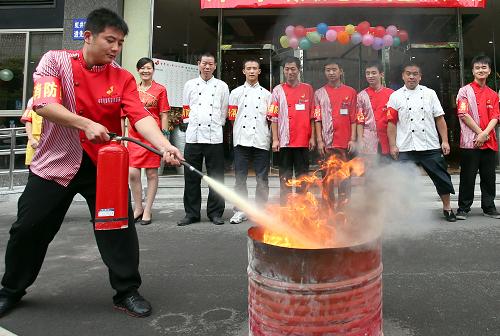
[474, 131, 489, 148]
[272, 139, 280, 152]
[28, 139, 39, 149]
[317, 140, 326, 157]
[441, 141, 451, 155]
[161, 144, 183, 166]
[347, 140, 356, 154]
[84, 121, 110, 144]
[309, 138, 316, 151]
[390, 145, 399, 160]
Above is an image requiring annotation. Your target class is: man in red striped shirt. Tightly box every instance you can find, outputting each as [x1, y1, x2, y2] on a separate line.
[0, 8, 182, 318]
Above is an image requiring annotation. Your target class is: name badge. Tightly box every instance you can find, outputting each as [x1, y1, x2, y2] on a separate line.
[340, 108, 348, 115]
[295, 103, 305, 111]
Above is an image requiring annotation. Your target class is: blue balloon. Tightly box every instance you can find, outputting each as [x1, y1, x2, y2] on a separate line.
[299, 37, 312, 50]
[316, 23, 329, 36]
[351, 32, 362, 45]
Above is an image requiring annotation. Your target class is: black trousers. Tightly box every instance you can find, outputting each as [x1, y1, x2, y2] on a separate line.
[398, 149, 455, 196]
[0, 153, 141, 303]
[458, 148, 497, 213]
[322, 148, 352, 209]
[234, 145, 270, 206]
[278, 147, 310, 205]
[183, 143, 225, 219]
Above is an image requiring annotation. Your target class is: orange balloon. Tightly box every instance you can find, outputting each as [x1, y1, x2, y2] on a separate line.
[337, 31, 350, 45]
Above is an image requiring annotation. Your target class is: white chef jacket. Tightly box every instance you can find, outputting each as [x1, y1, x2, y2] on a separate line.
[229, 82, 271, 150]
[182, 76, 229, 144]
[387, 85, 444, 152]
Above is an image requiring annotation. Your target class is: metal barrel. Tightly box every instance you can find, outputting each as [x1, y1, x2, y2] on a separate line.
[247, 226, 383, 336]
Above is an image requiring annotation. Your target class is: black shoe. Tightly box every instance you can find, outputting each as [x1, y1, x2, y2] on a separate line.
[210, 216, 225, 225]
[0, 296, 19, 318]
[443, 209, 457, 222]
[139, 217, 152, 226]
[177, 217, 200, 226]
[133, 213, 143, 223]
[483, 210, 500, 219]
[114, 292, 152, 318]
[456, 209, 467, 220]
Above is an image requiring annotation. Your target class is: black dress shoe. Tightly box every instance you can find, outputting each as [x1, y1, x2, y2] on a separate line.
[210, 216, 225, 225]
[133, 213, 143, 223]
[177, 217, 200, 226]
[0, 296, 19, 318]
[114, 292, 152, 318]
[443, 210, 457, 222]
[139, 217, 152, 226]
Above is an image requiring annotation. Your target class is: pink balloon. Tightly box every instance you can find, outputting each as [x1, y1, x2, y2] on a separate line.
[285, 25, 295, 37]
[325, 29, 337, 42]
[289, 37, 299, 49]
[362, 34, 374, 46]
[382, 34, 393, 47]
[386, 25, 398, 37]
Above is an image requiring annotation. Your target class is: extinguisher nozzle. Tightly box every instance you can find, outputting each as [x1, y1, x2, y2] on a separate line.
[181, 161, 204, 178]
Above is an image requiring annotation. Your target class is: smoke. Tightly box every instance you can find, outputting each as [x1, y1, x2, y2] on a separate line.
[344, 159, 435, 246]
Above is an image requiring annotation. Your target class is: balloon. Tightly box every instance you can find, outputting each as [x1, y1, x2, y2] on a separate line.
[398, 30, 409, 42]
[362, 34, 374, 46]
[316, 23, 329, 36]
[0, 69, 14, 82]
[299, 37, 312, 50]
[280, 35, 290, 48]
[351, 32, 362, 45]
[372, 37, 384, 50]
[307, 31, 322, 44]
[374, 26, 386, 38]
[337, 31, 350, 45]
[285, 25, 295, 37]
[369, 27, 377, 36]
[386, 25, 398, 37]
[392, 36, 401, 47]
[289, 37, 299, 49]
[382, 34, 393, 47]
[325, 29, 337, 42]
[295, 25, 306, 38]
[356, 21, 370, 35]
[345, 24, 356, 35]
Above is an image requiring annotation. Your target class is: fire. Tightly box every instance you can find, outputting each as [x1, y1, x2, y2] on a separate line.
[262, 155, 365, 249]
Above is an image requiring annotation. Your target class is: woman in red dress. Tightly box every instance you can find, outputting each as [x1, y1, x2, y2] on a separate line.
[127, 57, 170, 225]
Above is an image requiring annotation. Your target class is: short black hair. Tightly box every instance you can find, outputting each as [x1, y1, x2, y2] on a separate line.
[282, 56, 301, 69]
[85, 8, 129, 36]
[402, 62, 422, 74]
[365, 61, 384, 73]
[471, 54, 492, 68]
[136, 57, 154, 70]
[324, 59, 342, 69]
[243, 58, 260, 69]
[198, 52, 216, 63]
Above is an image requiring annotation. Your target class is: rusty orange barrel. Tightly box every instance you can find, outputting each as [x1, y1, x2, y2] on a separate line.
[247, 226, 382, 336]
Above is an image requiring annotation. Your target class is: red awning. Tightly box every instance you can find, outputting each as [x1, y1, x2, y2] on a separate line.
[201, 0, 486, 9]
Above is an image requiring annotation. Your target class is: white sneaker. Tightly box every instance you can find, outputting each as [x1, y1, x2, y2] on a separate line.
[230, 211, 248, 224]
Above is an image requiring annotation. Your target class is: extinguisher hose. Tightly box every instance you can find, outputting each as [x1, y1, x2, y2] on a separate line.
[107, 132, 205, 178]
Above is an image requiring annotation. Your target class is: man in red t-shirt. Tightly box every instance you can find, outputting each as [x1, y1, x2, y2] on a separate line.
[456, 55, 500, 220]
[0, 8, 182, 318]
[268, 56, 316, 204]
[314, 60, 357, 209]
[356, 61, 393, 162]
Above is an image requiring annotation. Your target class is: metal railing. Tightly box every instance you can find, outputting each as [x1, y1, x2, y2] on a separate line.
[0, 127, 28, 190]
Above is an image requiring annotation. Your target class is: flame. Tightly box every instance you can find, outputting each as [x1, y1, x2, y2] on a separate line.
[261, 155, 365, 249]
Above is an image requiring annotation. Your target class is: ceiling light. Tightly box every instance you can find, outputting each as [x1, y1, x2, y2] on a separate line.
[183, 43, 188, 47]
[156, 25, 162, 29]
[488, 41, 493, 44]
[259, 57, 264, 60]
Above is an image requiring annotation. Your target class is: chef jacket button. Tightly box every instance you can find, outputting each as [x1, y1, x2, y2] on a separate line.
[412, 130, 415, 132]
[421, 107, 423, 110]
[243, 126, 246, 128]
[411, 119, 413, 121]
[422, 118, 424, 121]
[199, 93, 201, 95]
[254, 116, 257, 119]
[245, 95, 247, 97]
[258, 97, 261, 99]
[409, 108, 412, 111]
[407, 98, 409, 100]
[208, 125, 211, 127]
[199, 103, 201, 106]
[209, 113, 212, 116]
[253, 127, 255, 129]
[422, 129, 425, 132]
[245, 105, 247, 107]
[210, 104, 212, 106]
[198, 124, 201, 126]
[212, 94, 214, 97]
[256, 106, 258, 109]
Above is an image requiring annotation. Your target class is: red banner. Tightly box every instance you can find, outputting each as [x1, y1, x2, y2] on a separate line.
[201, 0, 486, 9]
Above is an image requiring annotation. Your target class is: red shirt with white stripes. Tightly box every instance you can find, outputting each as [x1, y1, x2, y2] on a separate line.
[31, 49, 148, 186]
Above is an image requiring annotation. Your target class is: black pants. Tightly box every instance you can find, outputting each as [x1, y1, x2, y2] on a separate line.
[234, 145, 270, 206]
[278, 147, 310, 205]
[398, 149, 455, 196]
[0, 153, 141, 303]
[322, 148, 352, 209]
[458, 148, 497, 213]
[183, 143, 225, 219]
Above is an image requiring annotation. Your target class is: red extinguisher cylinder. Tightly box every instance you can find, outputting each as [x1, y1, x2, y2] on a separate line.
[95, 140, 129, 230]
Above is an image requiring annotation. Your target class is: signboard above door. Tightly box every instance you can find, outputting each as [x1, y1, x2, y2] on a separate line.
[201, 0, 486, 9]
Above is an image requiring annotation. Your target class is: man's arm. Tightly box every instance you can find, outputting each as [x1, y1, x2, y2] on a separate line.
[348, 122, 357, 153]
[309, 119, 316, 151]
[271, 122, 280, 152]
[434, 115, 450, 155]
[387, 121, 398, 160]
[315, 121, 325, 156]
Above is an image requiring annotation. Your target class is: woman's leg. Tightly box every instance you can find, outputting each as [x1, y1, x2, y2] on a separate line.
[129, 167, 143, 219]
[142, 168, 159, 221]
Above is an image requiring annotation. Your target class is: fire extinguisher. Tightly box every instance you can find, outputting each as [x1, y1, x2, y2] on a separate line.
[94, 133, 203, 231]
[95, 139, 130, 230]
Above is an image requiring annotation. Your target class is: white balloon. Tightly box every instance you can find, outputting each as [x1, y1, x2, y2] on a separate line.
[0, 69, 14, 81]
